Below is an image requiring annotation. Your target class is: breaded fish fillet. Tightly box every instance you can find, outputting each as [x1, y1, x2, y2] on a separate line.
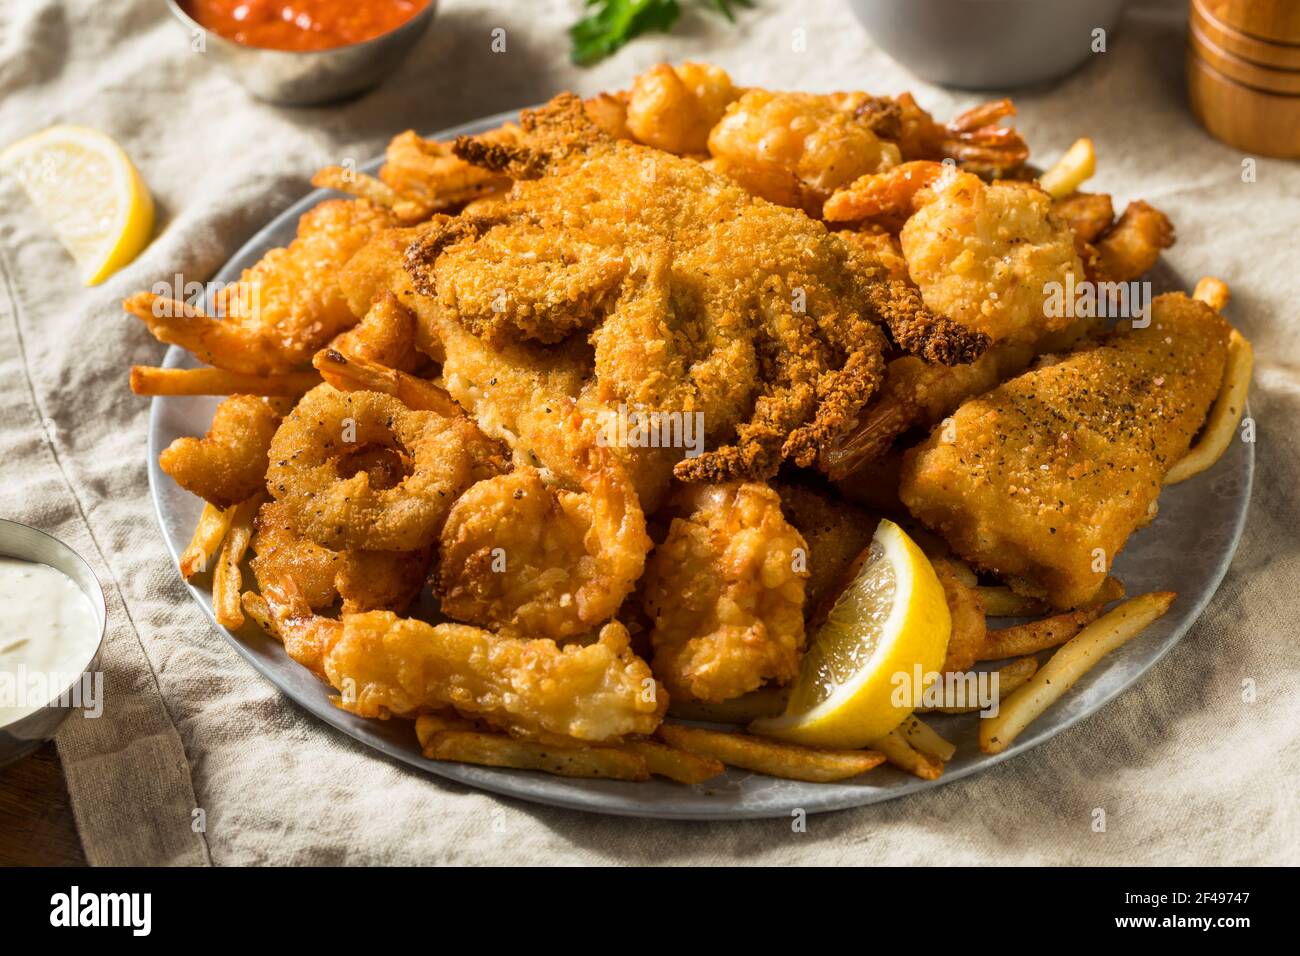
[899, 293, 1230, 609]
[325, 614, 665, 743]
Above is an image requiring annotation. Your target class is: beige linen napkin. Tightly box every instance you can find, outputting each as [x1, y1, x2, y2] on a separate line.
[1, 0, 1295, 865]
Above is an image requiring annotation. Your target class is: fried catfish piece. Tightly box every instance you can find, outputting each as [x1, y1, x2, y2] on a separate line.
[325, 615, 665, 742]
[899, 293, 1230, 609]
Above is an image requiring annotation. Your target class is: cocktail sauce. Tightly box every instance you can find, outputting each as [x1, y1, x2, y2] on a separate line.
[181, 0, 428, 52]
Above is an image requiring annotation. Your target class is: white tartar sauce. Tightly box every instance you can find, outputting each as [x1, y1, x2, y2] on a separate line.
[0, 556, 100, 725]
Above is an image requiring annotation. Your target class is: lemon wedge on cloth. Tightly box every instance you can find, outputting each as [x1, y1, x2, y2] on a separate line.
[751, 519, 951, 748]
[0, 125, 154, 285]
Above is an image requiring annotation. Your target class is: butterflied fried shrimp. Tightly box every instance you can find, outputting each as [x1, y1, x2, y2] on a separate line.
[626, 61, 740, 155]
[266, 384, 500, 551]
[642, 483, 809, 702]
[430, 94, 984, 485]
[124, 200, 396, 374]
[249, 501, 429, 615]
[378, 128, 518, 210]
[1052, 191, 1115, 247]
[326, 614, 665, 741]
[437, 420, 651, 642]
[158, 395, 280, 508]
[707, 89, 902, 215]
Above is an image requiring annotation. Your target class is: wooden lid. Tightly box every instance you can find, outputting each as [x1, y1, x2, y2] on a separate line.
[1201, 0, 1300, 44]
[1193, 0, 1300, 68]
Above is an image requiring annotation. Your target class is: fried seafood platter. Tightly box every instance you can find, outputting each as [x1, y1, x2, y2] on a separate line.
[128, 64, 1253, 806]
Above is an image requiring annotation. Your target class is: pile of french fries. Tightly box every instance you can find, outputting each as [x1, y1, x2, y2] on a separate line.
[163, 142, 1251, 790]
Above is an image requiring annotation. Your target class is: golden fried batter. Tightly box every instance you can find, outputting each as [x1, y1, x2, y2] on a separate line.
[642, 483, 809, 702]
[415, 94, 986, 485]
[158, 395, 280, 508]
[900, 294, 1230, 608]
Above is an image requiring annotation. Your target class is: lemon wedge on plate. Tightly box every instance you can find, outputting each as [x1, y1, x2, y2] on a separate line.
[751, 518, 951, 748]
[0, 125, 154, 285]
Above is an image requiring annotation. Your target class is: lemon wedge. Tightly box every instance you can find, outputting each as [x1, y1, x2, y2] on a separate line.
[0, 125, 154, 285]
[751, 518, 951, 748]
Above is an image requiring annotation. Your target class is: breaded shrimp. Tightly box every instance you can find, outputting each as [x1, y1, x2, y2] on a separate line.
[158, 395, 280, 508]
[124, 200, 396, 374]
[642, 482, 809, 702]
[626, 61, 740, 155]
[437, 420, 651, 642]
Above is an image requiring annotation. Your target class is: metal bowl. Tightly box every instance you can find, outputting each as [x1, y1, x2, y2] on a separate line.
[0, 520, 108, 768]
[844, 0, 1129, 89]
[165, 0, 438, 106]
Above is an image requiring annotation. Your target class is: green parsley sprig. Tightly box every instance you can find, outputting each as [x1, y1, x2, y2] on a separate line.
[569, 0, 754, 66]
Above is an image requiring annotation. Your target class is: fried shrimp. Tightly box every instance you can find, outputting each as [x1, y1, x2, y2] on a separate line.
[266, 384, 499, 551]
[825, 161, 1083, 345]
[124, 200, 396, 374]
[642, 483, 809, 702]
[625, 61, 740, 155]
[158, 395, 281, 508]
[325, 292, 422, 372]
[249, 501, 429, 615]
[706, 89, 903, 215]
[326, 614, 665, 741]
[437, 423, 651, 642]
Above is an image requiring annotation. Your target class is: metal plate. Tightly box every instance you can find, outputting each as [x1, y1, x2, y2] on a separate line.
[147, 113, 1254, 819]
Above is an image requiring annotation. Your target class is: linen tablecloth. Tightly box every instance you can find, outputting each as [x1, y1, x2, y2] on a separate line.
[1, 0, 1296, 865]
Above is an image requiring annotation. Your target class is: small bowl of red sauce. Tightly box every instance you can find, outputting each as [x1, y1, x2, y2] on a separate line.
[167, 0, 437, 106]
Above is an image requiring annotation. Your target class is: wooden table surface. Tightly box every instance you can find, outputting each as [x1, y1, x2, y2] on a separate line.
[0, 744, 86, 866]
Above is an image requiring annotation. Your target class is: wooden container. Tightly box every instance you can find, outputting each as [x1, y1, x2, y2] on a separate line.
[1187, 48, 1300, 156]
[1201, 0, 1300, 43]
[1192, 0, 1300, 69]
[1187, 0, 1300, 157]
[1191, 17, 1300, 91]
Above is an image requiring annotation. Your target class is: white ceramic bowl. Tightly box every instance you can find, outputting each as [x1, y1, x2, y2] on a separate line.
[0, 520, 107, 767]
[845, 0, 1130, 89]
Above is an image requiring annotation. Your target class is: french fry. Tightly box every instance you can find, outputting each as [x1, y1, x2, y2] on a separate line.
[414, 712, 479, 748]
[871, 729, 944, 780]
[980, 604, 1105, 660]
[1039, 137, 1096, 200]
[923, 657, 1040, 714]
[130, 365, 320, 397]
[666, 687, 789, 724]
[311, 166, 427, 220]
[661, 724, 883, 782]
[179, 502, 233, 579]
[976, 575, 1123, 620]
[240, 591, 277, 639]
[980, 592, 1176, 754]
[899, 715, 956, 762]
[976, 586, 1048, 618]
[422, 731, 650, 781]
[1165, 328, 1253, 484]
[212, 495, 260, 629]
[624, 740, 725, 785]
[1192, 275, 1231, 312]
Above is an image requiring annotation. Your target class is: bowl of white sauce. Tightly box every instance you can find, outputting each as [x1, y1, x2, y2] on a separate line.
[0, 519, 107, 767]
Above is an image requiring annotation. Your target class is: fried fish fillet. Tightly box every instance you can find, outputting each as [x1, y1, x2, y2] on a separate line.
[899, 293, 1230, 609]
[324, 614, 665, 742]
